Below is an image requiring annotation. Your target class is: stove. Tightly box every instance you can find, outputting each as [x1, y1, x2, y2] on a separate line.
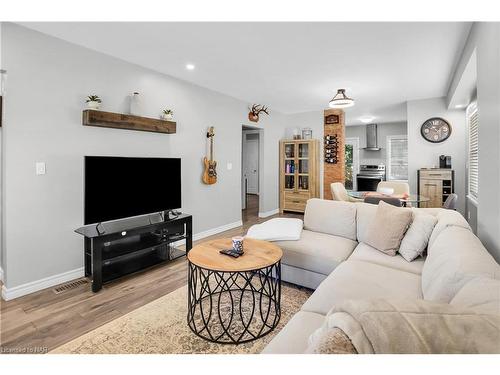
[356, 164, 386, 191]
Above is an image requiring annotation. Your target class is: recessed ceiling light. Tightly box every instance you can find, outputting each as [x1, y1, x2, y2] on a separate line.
[454, 104, 466, 109]
[186, 64, 195, 70]
[360, 116, 375, 124]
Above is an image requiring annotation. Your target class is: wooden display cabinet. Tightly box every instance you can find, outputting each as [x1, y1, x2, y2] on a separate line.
[279, 139, 320, 213]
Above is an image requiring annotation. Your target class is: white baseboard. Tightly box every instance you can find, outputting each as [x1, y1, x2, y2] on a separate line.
[193, 220, 243, 241]
[2, 267, 84, 301]
[258, 209, 279, 218]
[171, 219, 243, 247]
[1, 220, 245, 301]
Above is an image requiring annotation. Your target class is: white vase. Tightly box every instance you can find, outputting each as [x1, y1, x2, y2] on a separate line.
[87, 101, 100, 110]
[129, 92, 141, 116]
[161, 113, 173, 121]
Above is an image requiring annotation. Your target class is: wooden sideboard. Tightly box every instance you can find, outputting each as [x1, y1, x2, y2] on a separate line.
[279, 139, 320, 213]
[417, 168, 455, 208]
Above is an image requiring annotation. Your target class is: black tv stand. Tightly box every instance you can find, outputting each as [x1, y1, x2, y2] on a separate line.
[75, 214, 192, 292]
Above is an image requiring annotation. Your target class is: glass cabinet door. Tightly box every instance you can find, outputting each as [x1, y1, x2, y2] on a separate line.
[284, 142, 296, 190]
[298, 143, 309, 158]
[284, 143, 295, 158]
[298, 142, 310, 191]
[298, 175, 309, 191]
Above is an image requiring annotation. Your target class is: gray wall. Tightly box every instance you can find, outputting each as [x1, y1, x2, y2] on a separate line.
[1, 24, 286, 289]
[447, 22, 500, 262]
[345, 122, 407, 167]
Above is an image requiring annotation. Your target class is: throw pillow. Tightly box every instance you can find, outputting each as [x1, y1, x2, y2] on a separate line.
[399, 212, 438, 262]
[364, 201, 412, 256]
[246, 218, 303, 241]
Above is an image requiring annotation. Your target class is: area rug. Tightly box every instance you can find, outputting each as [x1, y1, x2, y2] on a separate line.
[51, 283, 312, 354]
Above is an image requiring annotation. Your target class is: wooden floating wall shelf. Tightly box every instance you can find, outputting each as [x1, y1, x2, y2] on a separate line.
[82, 110, 176, 134]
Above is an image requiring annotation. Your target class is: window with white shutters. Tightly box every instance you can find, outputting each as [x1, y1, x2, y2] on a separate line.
[468, 103, 479, 200]
[386, 135, 408, 180]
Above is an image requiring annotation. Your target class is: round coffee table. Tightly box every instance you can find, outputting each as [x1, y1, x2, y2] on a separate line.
[187, 237, 282, 344]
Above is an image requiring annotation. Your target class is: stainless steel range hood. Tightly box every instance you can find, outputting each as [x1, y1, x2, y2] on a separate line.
[363, 123, 382, 151]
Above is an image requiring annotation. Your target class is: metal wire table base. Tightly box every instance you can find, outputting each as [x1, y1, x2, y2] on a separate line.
[187, 260, 281, 344]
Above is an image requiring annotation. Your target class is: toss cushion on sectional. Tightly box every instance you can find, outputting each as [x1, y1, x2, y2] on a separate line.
[349, 242, 425, 275]
[399, 212, 438, 262]
[246, 218, 303, 241]
[304, 199, 357, 241]
[301, 260, 422, 315]
[274, 230, 357, 276]
[422, 226, 500, 303]
[364, 201, 412, 256]
[355, 202, 378, 243]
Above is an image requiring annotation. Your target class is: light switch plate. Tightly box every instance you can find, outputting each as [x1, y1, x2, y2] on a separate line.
[227, 162, 233, 170]
[36, 162, 46, 175]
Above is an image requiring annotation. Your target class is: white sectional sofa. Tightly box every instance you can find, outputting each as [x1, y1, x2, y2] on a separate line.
[262, 199, 500, 354]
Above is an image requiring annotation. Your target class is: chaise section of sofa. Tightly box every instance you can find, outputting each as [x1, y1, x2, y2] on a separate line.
[274, 199, 358, 289]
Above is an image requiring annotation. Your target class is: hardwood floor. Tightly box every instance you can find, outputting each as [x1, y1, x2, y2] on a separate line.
[0, 210, 302, 353]
[242, 193, 259, 223]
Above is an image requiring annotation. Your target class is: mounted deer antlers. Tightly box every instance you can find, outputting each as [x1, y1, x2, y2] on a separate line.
[248, 104, 269, 122]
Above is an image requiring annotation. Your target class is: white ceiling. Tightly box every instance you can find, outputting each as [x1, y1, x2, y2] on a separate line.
[19, 22, 471, 125]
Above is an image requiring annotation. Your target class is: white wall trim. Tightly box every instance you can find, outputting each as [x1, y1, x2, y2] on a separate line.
[192, 220, 243, 242]
[1, 219, 244, 301]
[258, 209, 279, 218]
[2, 267, 84, 301]
[0, 267, 4, 283]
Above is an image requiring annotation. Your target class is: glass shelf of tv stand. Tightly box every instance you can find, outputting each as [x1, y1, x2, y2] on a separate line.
[75, 212, 191, 238]
[96, 233, 188, 263]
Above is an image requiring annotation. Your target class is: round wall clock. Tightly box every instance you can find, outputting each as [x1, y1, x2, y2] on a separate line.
[420, 117, 452, 143]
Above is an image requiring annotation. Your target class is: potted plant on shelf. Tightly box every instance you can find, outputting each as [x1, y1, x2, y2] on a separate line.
[161, 109, 174, 121]
[86, 95, 102, 110]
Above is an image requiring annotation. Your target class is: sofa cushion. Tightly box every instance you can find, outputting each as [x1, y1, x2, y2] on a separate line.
[301, 260, 422, 315]
[274, 230, 357, 276]
[364, 201, 412, 256]
[261, 311, 325, 354]
[349, 242, 425, 275]
[450, 277, 500, 315]
[428, 209, 471, 248]
[422, 226, 500, 303]
[355, 202, 378, 243]
[304, 199, 357, 241]
[399, 212, 438, 261]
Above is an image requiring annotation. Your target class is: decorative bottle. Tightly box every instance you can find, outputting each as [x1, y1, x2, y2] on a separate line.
[130, 92, 142, 116]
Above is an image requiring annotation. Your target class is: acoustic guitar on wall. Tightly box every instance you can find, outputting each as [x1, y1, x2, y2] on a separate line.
[202, 126, 217, 185]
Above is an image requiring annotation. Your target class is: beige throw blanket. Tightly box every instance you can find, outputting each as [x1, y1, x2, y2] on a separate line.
[313, 299, 500, 354]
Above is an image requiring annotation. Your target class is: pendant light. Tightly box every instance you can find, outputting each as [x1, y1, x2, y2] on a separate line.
[329, 89, 354, 108]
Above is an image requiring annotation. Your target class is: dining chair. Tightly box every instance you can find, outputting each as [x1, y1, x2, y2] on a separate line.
[330, 182, 363, 202]
[377, 181, 410, 195]
[364, 196, 403, 207]
[443, 193, 458, 210]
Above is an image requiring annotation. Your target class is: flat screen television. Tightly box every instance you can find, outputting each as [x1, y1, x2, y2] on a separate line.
[84, 156, 181, 225]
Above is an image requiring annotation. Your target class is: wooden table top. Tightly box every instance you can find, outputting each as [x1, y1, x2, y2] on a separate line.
[187, 238, 283, 272]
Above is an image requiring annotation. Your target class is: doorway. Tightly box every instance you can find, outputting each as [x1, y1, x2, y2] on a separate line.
[242, 126, 261, 223]
[345, 137, 360, 190]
